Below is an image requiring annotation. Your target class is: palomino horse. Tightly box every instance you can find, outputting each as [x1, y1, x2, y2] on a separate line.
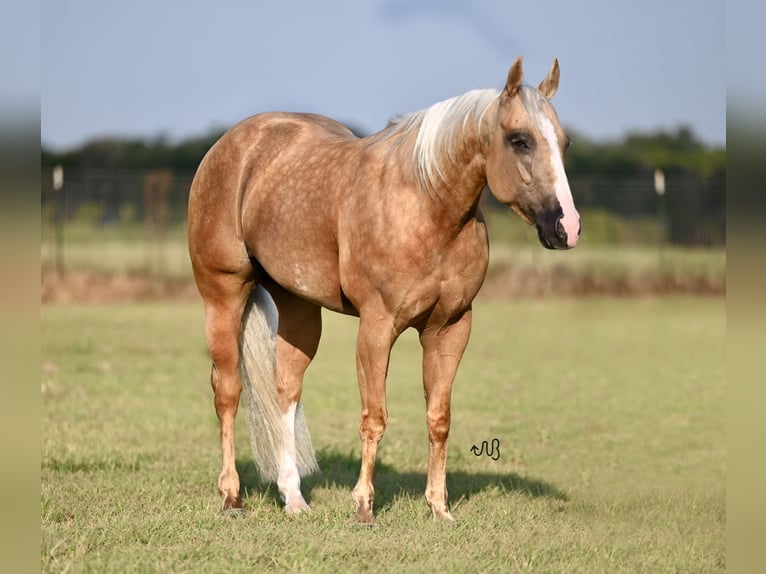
[188, 56, 579, 525]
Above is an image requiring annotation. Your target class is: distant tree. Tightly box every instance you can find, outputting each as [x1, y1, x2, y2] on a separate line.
[41, 124, 724, 244]
[42, 130, 226, 171]
[44, 124, 723, 177]
[566, 125, 724, 179]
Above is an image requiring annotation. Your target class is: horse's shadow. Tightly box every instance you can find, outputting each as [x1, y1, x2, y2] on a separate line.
[236, 448, 567, 513]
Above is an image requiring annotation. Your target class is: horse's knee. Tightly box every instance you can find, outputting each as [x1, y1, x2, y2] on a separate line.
[426, 410, 451, 444]
[359, 407, 388, 442]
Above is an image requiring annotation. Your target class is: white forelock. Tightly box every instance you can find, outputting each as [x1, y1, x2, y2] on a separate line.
[518, 85, 549, 127]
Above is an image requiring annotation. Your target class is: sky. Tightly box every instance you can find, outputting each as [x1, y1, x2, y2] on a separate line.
[39, 0, 726, 150]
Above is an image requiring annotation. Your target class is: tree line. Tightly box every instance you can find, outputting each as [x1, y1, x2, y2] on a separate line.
[41, 124, 725, 245]
[42, 124, 724, 178]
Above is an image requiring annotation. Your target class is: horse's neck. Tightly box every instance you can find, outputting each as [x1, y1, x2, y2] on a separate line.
[419, 123, 488, 223]
[368, 109, 490, 224]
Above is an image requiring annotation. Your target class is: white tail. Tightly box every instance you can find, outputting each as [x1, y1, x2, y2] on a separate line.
[238, 285, 318, 482]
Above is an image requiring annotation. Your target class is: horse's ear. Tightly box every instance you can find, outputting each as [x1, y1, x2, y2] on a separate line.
[538, 58, 560, 99]
[503, 56, 524, 98]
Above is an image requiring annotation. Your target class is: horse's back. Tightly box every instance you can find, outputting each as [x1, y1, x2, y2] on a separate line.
[220, 111, 357, 158]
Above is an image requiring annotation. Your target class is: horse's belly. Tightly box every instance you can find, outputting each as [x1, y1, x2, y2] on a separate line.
[242, 184, 349, 311]
[278, 261, 346, 312]
[250, 233, 348, 313]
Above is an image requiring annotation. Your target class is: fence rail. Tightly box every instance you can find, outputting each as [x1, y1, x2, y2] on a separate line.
[41, 167, 725, 277]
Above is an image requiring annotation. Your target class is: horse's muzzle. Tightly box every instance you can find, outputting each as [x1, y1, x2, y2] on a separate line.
[536, 209, 580, 250]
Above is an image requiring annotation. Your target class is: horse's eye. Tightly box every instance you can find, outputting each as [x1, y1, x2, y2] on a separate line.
[512, 138, 529, 151]
[506, 132, 532, 152]
[511, 137, 530, 152]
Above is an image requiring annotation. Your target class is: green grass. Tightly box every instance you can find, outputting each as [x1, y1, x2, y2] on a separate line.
[482, 210, 725, 294]
[41, 299, 725, 572]
[41, 222, 191, 279]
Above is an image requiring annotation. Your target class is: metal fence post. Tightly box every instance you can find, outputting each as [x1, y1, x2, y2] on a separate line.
[52, 165, 65, 276]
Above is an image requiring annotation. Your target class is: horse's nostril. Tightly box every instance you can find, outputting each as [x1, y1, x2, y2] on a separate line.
[555, 217, 567, 241]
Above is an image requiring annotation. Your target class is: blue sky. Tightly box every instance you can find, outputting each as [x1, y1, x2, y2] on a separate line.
[40, 0, 726, 150]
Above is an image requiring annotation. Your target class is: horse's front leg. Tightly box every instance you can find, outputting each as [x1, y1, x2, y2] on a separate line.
[419, 308, 473, 525]
[352, 314, 396, 526]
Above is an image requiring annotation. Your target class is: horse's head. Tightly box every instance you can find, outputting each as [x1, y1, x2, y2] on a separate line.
[485, 57, 580, 249]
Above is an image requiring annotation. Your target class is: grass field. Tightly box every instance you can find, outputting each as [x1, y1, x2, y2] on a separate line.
[40, 216, 726, 295]
[41, 298, 725, 572]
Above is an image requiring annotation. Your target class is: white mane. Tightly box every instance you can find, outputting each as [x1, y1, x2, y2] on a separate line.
[390, 89, 499, 189]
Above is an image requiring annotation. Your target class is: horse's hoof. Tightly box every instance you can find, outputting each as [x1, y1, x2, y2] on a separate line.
[285, 498, 312, 515]
[222, 495, 244, 512]
[222, 507, 246, 518]
[432, 508, 456, 526]
[353, 507, 375, 527]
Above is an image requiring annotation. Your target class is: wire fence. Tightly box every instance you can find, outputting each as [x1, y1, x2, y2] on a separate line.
[41, 167, 725, 277]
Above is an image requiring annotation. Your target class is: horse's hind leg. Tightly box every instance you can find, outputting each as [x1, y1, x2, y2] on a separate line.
[197, 269, 253, 511]
[271, 287, 322, 513]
